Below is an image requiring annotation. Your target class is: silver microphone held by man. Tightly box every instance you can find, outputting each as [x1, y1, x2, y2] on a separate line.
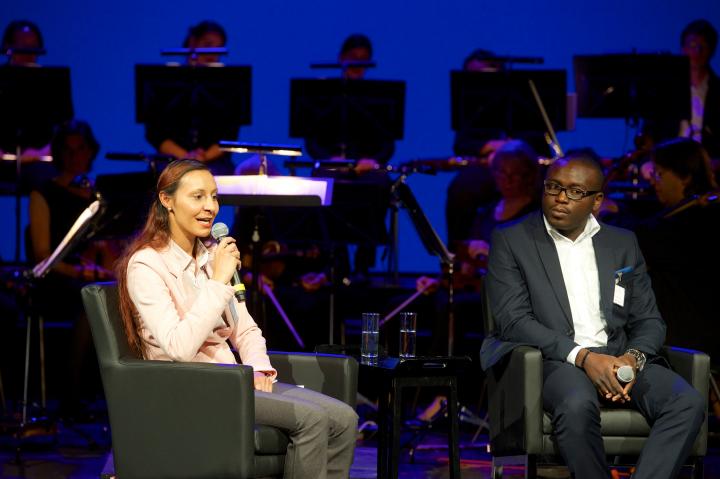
[616, 365, 635, 383]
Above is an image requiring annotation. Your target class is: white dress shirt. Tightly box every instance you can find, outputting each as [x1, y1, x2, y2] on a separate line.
[679, 75, 709, 143]
[543, 214, 607, 365]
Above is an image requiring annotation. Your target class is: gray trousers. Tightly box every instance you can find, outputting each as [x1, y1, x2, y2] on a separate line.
[255, 382, 358, 479]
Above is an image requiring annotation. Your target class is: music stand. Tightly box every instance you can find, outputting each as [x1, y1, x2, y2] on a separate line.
[9, 201, 101, 461]
[0, 66, 74, 261]
[216, 175, 336, 339]
[289, 78, 405, 159]
[135, 64, 252, 127]
[451, 69, 567, 135]
[574, 54, 690, 121]
[392, 178, 457, 355]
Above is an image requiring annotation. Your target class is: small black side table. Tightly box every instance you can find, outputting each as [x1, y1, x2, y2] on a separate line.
[360, 356, 471, 479]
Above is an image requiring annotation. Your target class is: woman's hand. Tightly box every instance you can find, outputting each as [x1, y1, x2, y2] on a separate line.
[212, 237, 241, 284]
[253, 372, 274, 392]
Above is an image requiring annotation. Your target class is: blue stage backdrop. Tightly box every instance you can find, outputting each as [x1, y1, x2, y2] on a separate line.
[2, 0, 718, 271]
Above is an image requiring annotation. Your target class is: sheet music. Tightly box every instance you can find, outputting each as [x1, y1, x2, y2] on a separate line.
[32, 200, 101, 278]
[215, 175, 334, 206]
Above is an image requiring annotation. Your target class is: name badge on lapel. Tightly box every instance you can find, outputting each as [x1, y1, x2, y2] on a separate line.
[613, 266, 633, 307]
[613, 284, 625, 307]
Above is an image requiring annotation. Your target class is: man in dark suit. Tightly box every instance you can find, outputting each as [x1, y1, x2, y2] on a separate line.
[480, 157, 705, 478]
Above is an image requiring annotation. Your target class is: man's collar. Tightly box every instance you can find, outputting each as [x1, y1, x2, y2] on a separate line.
[543, 213, 601, 243]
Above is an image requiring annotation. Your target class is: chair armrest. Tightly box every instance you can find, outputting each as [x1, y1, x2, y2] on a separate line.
[662, 346, 710, 457]
[268, 351, 358, 407]
[487, 346, 544, 455]
[662, 346, 711, 398]
[104, 358, 256, 479]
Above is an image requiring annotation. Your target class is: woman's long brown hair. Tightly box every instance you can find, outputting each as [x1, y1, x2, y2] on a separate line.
[115, 159, 210, 357]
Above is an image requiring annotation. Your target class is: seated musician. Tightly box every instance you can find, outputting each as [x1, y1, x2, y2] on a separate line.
[0, 20, 56, 190]
[144, 20, 237, 176]
[2, 19, 43, 66]
[635, 138, 720, 371]
[418, 140, 539, 299]
[29, 119, 118, 417]
[304, 33, 395, 173]
[413, 141, 539, 420]
[446, 49, 505, 248]
[641, 19, 720, 159]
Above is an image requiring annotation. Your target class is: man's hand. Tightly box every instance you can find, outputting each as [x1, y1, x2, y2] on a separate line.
[581, 351, 631, 402]
[609, 354, 638, 402]
[253, 372, 274, 392]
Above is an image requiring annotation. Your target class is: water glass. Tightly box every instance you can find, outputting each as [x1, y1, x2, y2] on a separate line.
[399, 312, 417, 359]
[361, 312, 380, 364]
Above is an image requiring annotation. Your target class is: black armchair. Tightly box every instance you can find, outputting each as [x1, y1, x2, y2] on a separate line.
[81, 283, 358, 479]
[483, 294, 709, 479]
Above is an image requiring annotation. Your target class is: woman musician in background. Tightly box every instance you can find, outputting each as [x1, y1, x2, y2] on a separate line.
[636, 138, 719, 366]
[29, 119, 118, 417]
[411, 141, 540, 421]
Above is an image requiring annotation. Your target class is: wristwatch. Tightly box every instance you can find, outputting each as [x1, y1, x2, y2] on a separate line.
[625, 348, 646, 371]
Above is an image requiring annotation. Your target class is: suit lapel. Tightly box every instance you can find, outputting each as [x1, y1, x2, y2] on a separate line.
[531, 214, 573, 328]
[593, 230, 615, 321]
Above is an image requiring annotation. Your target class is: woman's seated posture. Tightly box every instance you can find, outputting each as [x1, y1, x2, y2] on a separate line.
[116, 159, 358, 479]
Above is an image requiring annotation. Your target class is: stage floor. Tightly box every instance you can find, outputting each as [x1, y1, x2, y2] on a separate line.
[1, 410, 719, 478]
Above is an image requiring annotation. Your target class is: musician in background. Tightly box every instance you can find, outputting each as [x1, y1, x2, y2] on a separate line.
[305, 33, 395, 170]
[144, 20, 237, 175]
[29, 119, 117, 418]
[413, 141, 539, 420]
[338, 33, 372, 81]
[0, 20, 56, 189]
[2, 20, 42, 66]
[642, 19, 720, 159]
[635, 138, 719, 365]
[680, 20, 720, 159]
[446, 49, 504, 247]
[418, 140, 539, 313]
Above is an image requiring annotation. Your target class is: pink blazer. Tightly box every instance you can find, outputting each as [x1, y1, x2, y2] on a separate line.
[127, 240, 276, 377]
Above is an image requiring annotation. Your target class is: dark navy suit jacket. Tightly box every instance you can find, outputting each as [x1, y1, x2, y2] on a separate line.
[480, 211, 666, 370]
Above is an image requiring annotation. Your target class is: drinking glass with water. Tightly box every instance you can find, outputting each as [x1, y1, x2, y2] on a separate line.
[399, 312, 417, 359]
[361, 312, 379, 364]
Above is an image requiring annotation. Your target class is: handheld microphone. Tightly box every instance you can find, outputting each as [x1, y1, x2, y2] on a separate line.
[616, 365, 635, 383]
[210, 222, 246, 302]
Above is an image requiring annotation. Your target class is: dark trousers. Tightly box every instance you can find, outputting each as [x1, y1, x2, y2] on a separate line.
[543, 360, 705, 479]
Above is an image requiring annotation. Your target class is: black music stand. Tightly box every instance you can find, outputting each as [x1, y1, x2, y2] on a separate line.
[289, 78, 405, 159]
[135, 64, 252, 127]
[0, 66, 74, 261]
[220, 175, 390, 345]
[8, 201, 101, 463]
[392, 178, 457, 355]
[451, 69, 567, 135]
[574, 53, 690, 123]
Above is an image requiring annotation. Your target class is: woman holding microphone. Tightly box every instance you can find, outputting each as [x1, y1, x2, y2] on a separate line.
[115, 159, 357, 479]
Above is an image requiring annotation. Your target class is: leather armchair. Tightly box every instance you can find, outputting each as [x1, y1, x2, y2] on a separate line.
[81, 283, 358, 479]
[483, 292, 709, 479]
